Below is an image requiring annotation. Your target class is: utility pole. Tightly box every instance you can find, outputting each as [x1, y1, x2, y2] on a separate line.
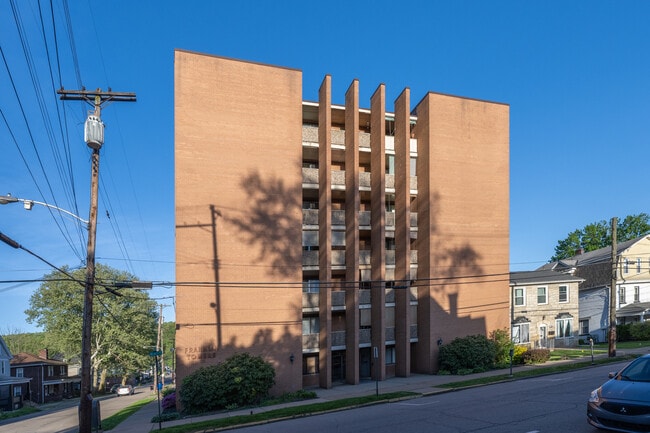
[157, 304, 164, 389]
[609, 217, 618, 358]
[58, 88, 135, 433]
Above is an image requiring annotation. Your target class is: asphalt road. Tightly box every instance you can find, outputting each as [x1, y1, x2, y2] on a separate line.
[0, 386, 151, 433]
[229, 362, 625, 433]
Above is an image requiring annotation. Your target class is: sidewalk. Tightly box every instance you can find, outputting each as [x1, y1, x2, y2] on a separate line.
[113, 346, 650, 433]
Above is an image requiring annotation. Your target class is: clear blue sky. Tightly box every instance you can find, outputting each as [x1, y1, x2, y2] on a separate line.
[2, 1, 649, 333]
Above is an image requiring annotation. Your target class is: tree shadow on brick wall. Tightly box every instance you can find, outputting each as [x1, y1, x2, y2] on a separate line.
[176, 307, 302, 397]
[225, 170, 303, 278]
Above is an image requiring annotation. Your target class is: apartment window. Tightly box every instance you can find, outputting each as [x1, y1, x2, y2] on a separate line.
[624, 258, 629, 274]
[302, 354, 319, 375]
[620, 287, 627, 305]
[514, 287, 525, 306]
[16, 368, 23, 377]
[386, 155, 395, 175]
[635, 286, 640, 303]
[512, 323, 530, 344]
[48, 366, 54, 376]
[559, 285, 569, 303]
[410, 157, 416, 175]
[385, 346, 396, 365]
[579, 319, 589, 335]
[556, 318, 573, 339]
[14, 387, 21, 397]
[537, 287, 548, 304]
[638, 258, 642, 273]
[303, 280, 320, 293]
[302, 316, 319, 335]
[386, 194, 395, 212]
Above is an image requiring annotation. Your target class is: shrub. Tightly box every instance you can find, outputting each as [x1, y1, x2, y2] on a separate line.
[522, 348, 550, 365]
[180, 353, 276, 414]
[151, 412, 181, 423]
[617, 324, 632, 342]
[438, 334, 497, 374]
[512, 345, 527, 365]
[161, 392, 176, 411]
[490, 328, 513, 366]
[629, 322, 650, 341]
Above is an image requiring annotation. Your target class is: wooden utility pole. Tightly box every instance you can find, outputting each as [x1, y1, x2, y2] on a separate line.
[58, 88, 135, 433]
[157, 304, 164, 389]
[609, 217, 618, 358]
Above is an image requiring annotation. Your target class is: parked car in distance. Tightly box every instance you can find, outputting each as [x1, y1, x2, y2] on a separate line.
[109, 384, 120, 394]
[587, 354, 650, 432]
[116, 385, 134, 396]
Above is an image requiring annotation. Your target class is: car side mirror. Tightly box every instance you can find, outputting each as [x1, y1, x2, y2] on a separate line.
[608, 372, 617, 379]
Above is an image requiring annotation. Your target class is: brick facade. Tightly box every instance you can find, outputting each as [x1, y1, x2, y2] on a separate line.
[175, 51, 510, 394]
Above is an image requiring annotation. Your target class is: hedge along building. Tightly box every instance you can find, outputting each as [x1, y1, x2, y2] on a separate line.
[174, 50, 510, 395]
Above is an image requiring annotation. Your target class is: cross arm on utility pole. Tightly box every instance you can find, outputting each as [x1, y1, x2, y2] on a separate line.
[57, 88, 136, 104]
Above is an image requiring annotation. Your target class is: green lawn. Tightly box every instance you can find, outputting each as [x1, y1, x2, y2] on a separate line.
[0, 405, 40, 421]
[101, 396, 156, 431]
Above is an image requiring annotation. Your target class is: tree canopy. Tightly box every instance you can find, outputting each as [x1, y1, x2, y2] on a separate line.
[551, 213, 650, 261]
[24, 263, 158, 389]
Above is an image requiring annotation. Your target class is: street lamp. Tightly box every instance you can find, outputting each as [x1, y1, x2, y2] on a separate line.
[0, 193, 89, 224]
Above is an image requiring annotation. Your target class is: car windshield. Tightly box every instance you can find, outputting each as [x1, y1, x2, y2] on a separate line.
[618, 357, 650, 382]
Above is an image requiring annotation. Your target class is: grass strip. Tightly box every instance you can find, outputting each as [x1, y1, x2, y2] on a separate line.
[101, 396, 156, 431]
[0, 406, 39, 421]
[154, 392, 416, 433]
[437, 354, 638, 389]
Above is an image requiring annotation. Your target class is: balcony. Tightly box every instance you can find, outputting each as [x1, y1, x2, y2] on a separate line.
[302, 168, 417, 192]
[332, 331, 346, 348]
[302, 209, 418, 230]
[302, 333, 318, 351]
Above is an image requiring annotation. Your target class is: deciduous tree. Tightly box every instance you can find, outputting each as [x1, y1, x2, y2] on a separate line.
[551, 213, 650, 261]
[25, 264, 158, 390]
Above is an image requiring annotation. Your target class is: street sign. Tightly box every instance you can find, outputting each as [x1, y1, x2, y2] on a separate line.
[149, 350, 163, 357]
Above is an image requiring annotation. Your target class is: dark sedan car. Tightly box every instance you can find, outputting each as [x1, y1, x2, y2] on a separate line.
[588, 354, 650, 432]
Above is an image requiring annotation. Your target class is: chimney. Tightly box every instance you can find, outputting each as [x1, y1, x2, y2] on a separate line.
[39, 349, 49, 360]
[575, 248, 584, 256]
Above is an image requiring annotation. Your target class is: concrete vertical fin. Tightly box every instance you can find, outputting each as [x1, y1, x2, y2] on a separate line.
[318, 75, 333, 389]
[394, 88, 411, 377]
[370, 84, 386, 381]
[344, 79, 360, 385]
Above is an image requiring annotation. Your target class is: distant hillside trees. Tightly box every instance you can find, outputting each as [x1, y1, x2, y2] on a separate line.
[551, 213, 650, 261]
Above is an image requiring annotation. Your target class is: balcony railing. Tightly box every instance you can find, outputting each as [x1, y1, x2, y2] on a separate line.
[302, 333, 318, 350]
[302, 168, 417, 192]
[302, 209, 418, 229]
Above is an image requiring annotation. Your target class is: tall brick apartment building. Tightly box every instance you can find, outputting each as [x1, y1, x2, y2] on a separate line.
[174, 50, 510, 394]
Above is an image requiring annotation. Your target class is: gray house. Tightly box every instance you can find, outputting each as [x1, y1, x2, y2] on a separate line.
[0, 335, 31, 411]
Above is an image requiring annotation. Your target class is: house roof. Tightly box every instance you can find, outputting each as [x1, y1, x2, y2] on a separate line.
[538, 235, 650, 271]
[510, 269, 584, 286]
[0, 375, 31, 386]
[11, 352, 68, 366]
[568, 236, 646, 266]
[616, 302, 650, 317]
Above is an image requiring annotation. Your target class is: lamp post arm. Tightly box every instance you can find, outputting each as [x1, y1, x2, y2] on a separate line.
[0, 195, 88, 225]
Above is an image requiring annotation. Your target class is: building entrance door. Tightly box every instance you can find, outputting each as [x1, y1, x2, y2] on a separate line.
[359, 348, 371, 378]
[539, 325, 547, 348]
[332, 351, 345, 382]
